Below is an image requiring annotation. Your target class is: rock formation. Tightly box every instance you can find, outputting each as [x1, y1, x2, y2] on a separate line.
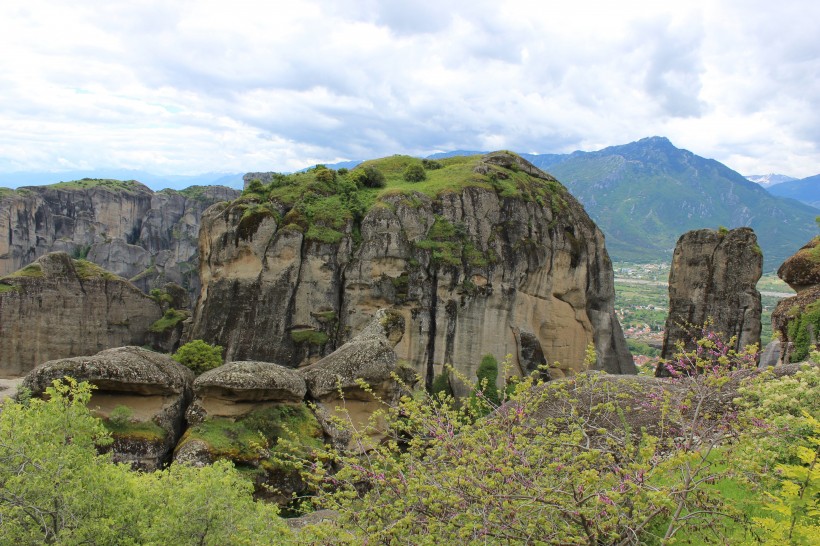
[0, 180, 239, 303]
[21, 346, 194, 470]
[0, 252, 163, 376]
[659, 228, 762, 367]
[175, 360, 322, 504]
[189, 152, 635, 391]
[771, 237, 820, 363]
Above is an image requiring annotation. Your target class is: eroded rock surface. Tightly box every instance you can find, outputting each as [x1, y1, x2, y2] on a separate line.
[189, 153, 635, 391]
[0, 252, 163, 376]
[21, 346, 194, 470]
[771, 237, 820, 363]
[0, 182, 239, 302]
[660, 228, 762, 368]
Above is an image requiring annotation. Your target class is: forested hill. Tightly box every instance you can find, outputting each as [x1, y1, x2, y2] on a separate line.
[538, 137, 817, 270]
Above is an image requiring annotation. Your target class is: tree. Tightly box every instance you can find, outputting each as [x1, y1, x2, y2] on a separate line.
[0, 379, 295, 544]
[172, 339, 223, 375]
[403, 164, 426, 182]
[350, 166, 385, 188]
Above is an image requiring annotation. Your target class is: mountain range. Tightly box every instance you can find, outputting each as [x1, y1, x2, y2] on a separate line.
[765, 174, 820, 209]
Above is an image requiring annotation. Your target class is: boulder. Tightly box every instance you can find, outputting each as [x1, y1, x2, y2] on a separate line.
[21, 346, 194, 470]
[659, 228, 762, 374]
[185, 360, 307, 425]
[777, 237, 820, 292]
[0, 252, 163, 376]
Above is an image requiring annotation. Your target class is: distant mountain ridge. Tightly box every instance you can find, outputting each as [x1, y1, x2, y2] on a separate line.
[542, 137, 817, 270]
[745, 173, 797, 187]
[766, 174, 820, 209]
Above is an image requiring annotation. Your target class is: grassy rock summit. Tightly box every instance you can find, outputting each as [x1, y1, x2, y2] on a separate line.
[772, 236, 820, 362]
[188, 152, 635, 389]
[0, 252, 163, 376]
[0, 179, 239, 303]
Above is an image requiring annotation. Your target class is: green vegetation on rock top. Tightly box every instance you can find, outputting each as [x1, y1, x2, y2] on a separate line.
[42, 178, 148, 194]
[0, 187, 15, 199]
[238, 153, 569, 245]
[73, 259, 123, 281]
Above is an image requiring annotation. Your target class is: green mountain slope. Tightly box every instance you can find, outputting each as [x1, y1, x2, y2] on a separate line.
[543, 137, 817, 271]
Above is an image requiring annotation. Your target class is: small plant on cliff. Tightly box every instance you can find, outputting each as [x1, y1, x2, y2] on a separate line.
[349, 165, 386, 188]
[172, 339, 223, 375]
[108, 405, 133, 427]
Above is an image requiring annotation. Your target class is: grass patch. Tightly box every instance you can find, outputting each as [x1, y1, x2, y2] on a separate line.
[0, 187, 15, 199]
[180, 404, 324, 463]
[290, 328, 329, 345]
[102, 418, 167, 442]
[149, 308, 190, 333]
[0, 283, 19, 294]
[73, 259, 121, 280]
[45, 178, 146, 193]
[305, 224, 345, 244]
[7, 263, 44, 278]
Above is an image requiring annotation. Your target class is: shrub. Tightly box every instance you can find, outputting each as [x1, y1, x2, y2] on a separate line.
[314, 166, 336, 184]
[350, 166, 385, 188]
[172, 339, 223, 375]
[474, 354, 500, 405]
[108, 405, 133, 427]
[403, 164, 426, 183]
[422, 158, 442, 170]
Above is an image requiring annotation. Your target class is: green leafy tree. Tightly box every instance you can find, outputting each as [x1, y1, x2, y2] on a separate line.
[172, 339, 223, 375]
[350, 165, 385, 188]
[403, 164, 426, 182]
[474, 353, 500, 405]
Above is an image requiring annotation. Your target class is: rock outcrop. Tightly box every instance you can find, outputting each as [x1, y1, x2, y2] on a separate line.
[0, 252, 163, 376]
[0, 181, 239, 303]
[659, 228, 762, 367]
[21, 346, 194, 470]
[175, 360, 321, 504]
[772, 237, 820, 363]
[189, 153, 635, 391]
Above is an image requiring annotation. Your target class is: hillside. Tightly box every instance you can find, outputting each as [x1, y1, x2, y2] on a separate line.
[767, 173, 820, 208]
[542, 137, 818, 270]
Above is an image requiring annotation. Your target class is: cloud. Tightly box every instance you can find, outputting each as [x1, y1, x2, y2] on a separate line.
[0, 0, 818, 177]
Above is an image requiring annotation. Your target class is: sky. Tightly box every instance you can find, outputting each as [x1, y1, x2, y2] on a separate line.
[1, 0, 819, 179]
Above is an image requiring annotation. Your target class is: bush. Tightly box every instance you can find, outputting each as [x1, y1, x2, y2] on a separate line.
[108, 405, 133, 427]
[403, 164, 427, 183]
[314, 166, 336, 184]
[172, 339, 223, 375]
[350, 166, 385, 188]
[475, 354, 500, 405]
[422, 158, 442, 170]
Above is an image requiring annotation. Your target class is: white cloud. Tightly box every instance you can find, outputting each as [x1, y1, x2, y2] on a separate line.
[0, 0, 818, 177]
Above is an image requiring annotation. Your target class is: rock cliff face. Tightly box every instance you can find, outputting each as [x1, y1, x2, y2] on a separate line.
[0, 252, 162, 376]
[189, 152, 635, 390]
[0, 180, 239, 302]
[660, 228, 762, 365]
[771, 237, 820, 363]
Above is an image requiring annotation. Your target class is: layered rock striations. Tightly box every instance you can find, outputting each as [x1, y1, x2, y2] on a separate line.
[0, 180, 239, 302]
[660, 228, 762, 366]
[189, 152, 635, 389]
[0, 252, 162, 376]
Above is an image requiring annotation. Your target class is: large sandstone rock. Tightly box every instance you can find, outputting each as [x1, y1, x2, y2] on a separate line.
[0, 182, 239, 303]
[185, 360, 307, 424]
[21, 346, 194, 470]
[771, 237, 820, 363]
[189, 153, 635, 392]
[299, 309, 413, 447]
[659, 228, 762, 368]
[0, 252, 163, 376]
[777, 237, 820, 292]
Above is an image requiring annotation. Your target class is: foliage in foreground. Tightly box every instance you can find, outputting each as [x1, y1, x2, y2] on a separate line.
[0, 379, 292, 545]
[297, 333, 819, 545]
[1, 335, 818, 545]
